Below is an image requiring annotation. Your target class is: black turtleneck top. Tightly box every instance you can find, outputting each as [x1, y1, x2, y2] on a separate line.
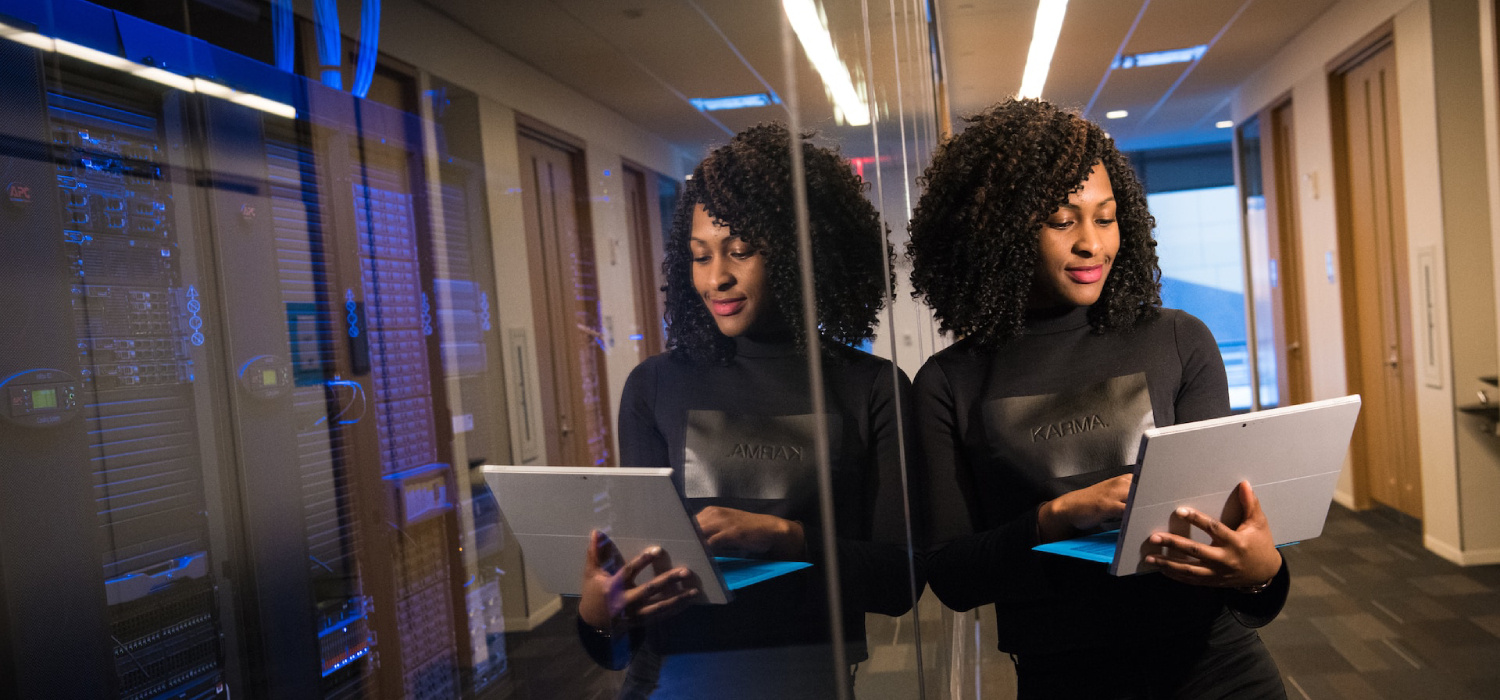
[597, 334, 915, 665]
[916, 306, 1289, 656]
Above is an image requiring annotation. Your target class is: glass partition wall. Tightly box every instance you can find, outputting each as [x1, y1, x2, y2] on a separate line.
[0, 1, 941, 698]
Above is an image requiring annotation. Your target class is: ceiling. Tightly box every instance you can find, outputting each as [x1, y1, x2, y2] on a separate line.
[418, 0, 1341, 156]
[940, 0, 1341, 150]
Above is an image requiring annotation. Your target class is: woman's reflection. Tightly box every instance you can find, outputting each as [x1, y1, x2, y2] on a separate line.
[577, 124, 914, 699]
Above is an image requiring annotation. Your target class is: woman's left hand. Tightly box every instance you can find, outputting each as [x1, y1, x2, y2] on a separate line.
[695, 506, 806, 560]
[1144, 481, 1282, 589]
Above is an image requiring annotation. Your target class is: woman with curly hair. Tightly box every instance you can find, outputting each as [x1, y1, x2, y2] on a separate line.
[910, 98, 1289, 698]
[575, 123, 914, 699]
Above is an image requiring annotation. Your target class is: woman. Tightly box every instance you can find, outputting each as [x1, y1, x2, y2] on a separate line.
[577, 124, 915, 699]
[910, 98, 1289, 698]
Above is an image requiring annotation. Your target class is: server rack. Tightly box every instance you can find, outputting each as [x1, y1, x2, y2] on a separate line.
[0, 38, 232, 700]
[201, 82, 471, 699]
[0, 4, 513, 697]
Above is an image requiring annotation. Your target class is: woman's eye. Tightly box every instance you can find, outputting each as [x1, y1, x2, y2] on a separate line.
[730, 250, 754, 260]
[1096, 218, 1116, 226]
[1047, 220, 1073, 230]
[692, 255, 711, 264]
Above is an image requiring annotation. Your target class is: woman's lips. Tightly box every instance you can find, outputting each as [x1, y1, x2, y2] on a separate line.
[710, 297, 746, 316]
[1066, 265, 1104, 284]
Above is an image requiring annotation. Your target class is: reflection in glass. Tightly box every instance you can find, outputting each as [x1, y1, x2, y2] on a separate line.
[1237, 116, 1281, 409]
[0, 0, 942, 697]
[1153, 186, 1252, 409]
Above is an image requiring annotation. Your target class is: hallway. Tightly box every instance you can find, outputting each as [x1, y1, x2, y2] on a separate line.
[1264, 505, 1500, 698]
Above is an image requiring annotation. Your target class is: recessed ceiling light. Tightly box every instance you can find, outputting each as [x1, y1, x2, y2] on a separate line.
[1216, 120, 1233, 128]
[1111, 45, 1208, 70]
[1105, 110, 1128, 119]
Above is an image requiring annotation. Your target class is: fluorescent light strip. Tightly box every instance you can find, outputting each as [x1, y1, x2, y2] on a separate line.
[0, 21, 295, 119]
[1111, 44, 1208, 70]
[1216, 120, 1233, 129]
[690, 93, 777, 112]
[1018, 0, 1068, 99]
[1105, 110, 1128, 119]
[782, 0, 870, 127]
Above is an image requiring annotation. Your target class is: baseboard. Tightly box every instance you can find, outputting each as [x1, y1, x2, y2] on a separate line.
[527, 593, 563, 628]
[502, 594, 563, 632]
[1423, 535, 1500, 566]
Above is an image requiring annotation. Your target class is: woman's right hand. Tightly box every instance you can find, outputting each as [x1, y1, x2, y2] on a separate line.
[578, 530, 702, 631]
[1037, 474, 1133, 543]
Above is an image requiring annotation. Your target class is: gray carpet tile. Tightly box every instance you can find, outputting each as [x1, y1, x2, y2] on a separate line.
[1271, 505, 1500, 699]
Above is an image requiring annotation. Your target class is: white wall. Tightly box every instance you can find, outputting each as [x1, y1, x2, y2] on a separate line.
[1232, 0, 1478, 561]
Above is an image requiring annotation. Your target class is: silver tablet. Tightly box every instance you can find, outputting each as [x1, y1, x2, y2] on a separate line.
[481, 465, 812, 604]
[1110, 395, 1362, 575]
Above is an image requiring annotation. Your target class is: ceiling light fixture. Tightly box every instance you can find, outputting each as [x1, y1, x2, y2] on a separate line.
[1216, 120, 1233, 128]
[1105, 110, 1128, 119]
[1112, 45, 1208, 70]
[689, 93, 780, 112]
[783, 0, 871, 126]
[0, 20, 296, 119]
[1018, 0, 1069, 99]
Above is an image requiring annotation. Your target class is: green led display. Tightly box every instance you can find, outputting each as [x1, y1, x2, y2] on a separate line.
[31, 388, 57, 410]
[262, 369, 278, 386]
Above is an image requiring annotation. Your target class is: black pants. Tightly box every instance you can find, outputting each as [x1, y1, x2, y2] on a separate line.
[1013, 612, 1287, 700]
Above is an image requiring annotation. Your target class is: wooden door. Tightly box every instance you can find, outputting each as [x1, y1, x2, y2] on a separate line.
[518, 132, 613, 467]
[623, 166, 666, 360]
[1335, 42, 1423, 517]
[1264, 101, 1312, 406]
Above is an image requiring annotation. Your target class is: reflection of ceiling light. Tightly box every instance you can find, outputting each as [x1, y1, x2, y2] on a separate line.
[0, 20, 296, 119]
[231, 93, 297, 119]
[1105, 110, 1128, 119]
[1216, 120, 1233, 128]
[1018, 0, 1068, 99]
[0, 23, 53, 51]
[1111, 45, 1208, 70]
[134, 66, 196, 91]
[56, 39, 134, 71]
[689, 93, 780, 112]
[782, 0, 870, 126]
[192, 77, 236, 99]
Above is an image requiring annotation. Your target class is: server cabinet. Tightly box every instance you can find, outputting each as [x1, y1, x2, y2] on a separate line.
[0, 40, 233, 700]
[0, 6, 515, 697]
[345, 99, 470, 700]
[196, 95, 326, 699]
[0, 35, 118, 700]
[203, 80, 483, 698]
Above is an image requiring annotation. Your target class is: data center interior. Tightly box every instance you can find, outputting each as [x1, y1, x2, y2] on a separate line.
[7, 0, 1500, 699]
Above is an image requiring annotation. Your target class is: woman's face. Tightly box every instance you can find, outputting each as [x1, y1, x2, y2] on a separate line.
[1031, 162, 1120, 308]
[690, 204, 772, 337]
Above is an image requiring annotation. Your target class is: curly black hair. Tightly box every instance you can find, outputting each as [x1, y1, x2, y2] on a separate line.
[907, 98, 1160, 345]
[663, 123, 892, 363]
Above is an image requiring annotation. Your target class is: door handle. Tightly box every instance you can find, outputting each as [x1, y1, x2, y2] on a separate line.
[559, 413, 572, 437]
[1387, 352, 1399, 369]
[1288, 342, 1301, 353]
